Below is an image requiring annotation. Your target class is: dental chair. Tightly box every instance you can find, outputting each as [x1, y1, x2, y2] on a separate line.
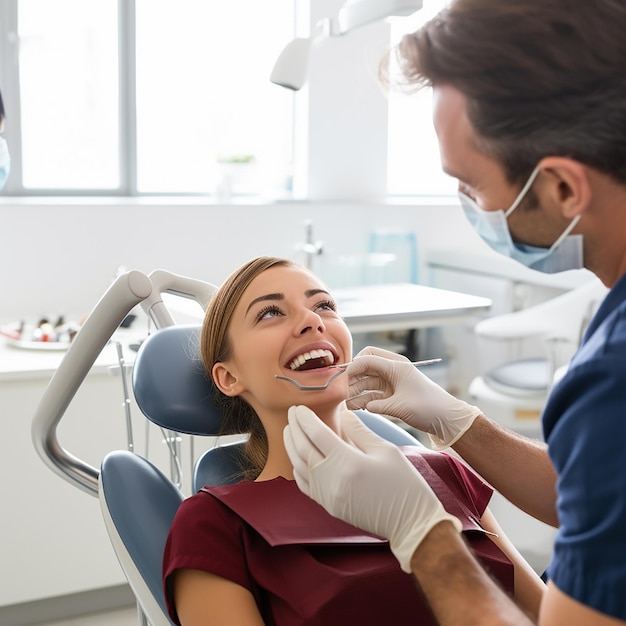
[31, 269, 423, 626]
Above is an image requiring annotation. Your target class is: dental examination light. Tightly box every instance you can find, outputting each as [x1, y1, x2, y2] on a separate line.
[270, 0, 423, 90]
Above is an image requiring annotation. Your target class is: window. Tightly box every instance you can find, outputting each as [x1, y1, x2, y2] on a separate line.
[17, 0, 120, 190]
[0, 0, 458, 199]
[1, 0, 295, 196]
[387, 0, 456, 197]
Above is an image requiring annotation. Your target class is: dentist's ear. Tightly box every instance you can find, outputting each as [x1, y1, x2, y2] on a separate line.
[538, 157, 592, 219]
[212, 362, 245, 397]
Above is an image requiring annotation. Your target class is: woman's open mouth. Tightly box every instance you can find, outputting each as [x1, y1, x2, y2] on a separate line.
[287, 349, 337, 372]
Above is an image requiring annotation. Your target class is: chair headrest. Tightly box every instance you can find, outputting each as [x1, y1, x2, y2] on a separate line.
[132, 325, 223, 436]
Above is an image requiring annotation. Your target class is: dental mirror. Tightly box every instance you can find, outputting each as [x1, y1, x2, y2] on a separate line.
[275, 357, 442, 391]
[274, 368, 346, 391]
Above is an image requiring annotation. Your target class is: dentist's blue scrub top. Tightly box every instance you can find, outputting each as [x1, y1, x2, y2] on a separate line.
[163, 448, 513, 626]
[544, 273, 626, 620]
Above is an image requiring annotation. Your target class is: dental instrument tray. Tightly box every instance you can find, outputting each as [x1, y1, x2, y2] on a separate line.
[0, 317, 81, 350]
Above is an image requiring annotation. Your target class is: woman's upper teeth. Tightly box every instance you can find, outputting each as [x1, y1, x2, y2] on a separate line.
[289, 349, 335, 370]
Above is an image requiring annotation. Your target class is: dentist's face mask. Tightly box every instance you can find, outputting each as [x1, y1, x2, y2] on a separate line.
[458, 165, 583, 273]
[0, 137, 10, 190]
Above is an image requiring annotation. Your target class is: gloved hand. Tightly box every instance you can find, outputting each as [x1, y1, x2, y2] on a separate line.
[345, 346, 482, 449]
[284, 405, 462, 573]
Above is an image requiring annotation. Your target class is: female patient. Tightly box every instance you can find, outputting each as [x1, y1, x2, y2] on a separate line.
[163, 256, 544, 626]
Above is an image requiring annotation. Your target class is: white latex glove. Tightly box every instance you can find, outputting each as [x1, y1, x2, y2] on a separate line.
[284, 405, 462, 573]
[346, 346, 482, 450]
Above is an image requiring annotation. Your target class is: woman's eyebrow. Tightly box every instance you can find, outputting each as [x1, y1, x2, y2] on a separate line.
[245, 292, 284, 316]
[305, 289, 331, 298]
[245, 289, 332, 316]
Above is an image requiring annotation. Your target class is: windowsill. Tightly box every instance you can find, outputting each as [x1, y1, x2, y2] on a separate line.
[0, 193, 460, 208]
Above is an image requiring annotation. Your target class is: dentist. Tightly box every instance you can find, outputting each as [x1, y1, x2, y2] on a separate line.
[284, 1, 626, 625]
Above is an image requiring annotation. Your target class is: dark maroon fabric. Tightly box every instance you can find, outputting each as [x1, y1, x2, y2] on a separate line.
[163, 449, 514, 625]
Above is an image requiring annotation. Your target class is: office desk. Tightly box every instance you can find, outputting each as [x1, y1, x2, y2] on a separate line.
[334, 283, 492, 334]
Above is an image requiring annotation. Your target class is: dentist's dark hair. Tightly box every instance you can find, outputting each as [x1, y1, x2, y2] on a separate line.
[387, 0, 626, 186]
[201, 256, 295, 479]
[0, 89, 5, 125]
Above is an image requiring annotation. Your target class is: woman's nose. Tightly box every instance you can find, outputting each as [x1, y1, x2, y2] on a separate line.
[297, 309, 326, 335]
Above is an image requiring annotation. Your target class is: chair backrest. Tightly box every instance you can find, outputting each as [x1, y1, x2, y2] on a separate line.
[101, 325, 422, 625]
[99, 452, 180, 626]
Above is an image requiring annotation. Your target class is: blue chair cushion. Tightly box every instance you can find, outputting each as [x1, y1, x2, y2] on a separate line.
[100, 451, 183, 622]
[132, 325, 223, 435]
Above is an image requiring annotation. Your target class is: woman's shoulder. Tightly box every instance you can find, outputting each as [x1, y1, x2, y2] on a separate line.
[171, 484, 248, 537]
[163, 484, 257, 616]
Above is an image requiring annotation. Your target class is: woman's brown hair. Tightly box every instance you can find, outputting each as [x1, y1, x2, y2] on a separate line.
[200, 256, 295, 479]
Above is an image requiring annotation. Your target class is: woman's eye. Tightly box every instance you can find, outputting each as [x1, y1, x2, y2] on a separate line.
[316, 299, 337, 313]
[256, 305, 284, 322]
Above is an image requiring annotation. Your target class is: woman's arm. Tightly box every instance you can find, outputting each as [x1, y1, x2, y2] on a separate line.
[173, 568, 266, 626]
[453, 415, 559, 527]
[480, 507, 545, 621]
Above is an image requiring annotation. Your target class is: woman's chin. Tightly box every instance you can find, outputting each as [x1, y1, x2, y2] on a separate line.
[296, 387, 347, 414]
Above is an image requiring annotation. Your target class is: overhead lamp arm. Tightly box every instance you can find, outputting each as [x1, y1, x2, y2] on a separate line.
[337, 0, 422, 34]
[270, 0, 422, 91]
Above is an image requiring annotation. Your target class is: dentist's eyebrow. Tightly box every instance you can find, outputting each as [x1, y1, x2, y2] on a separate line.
[443, 166, 478, 190]
[442, 165, 465, 182]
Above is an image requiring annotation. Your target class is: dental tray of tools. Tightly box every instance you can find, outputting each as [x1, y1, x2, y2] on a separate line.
[0, 316, 81, 350]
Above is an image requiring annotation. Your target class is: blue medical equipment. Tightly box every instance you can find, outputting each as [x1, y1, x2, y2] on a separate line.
[31, 269, 423, 626]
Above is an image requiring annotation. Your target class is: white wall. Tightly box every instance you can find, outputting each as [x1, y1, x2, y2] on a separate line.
[0, 197, 479, 323]
[0, 0, 473, 322]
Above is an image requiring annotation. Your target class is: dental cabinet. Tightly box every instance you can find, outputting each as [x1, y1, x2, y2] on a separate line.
[0, 335, 220, 622]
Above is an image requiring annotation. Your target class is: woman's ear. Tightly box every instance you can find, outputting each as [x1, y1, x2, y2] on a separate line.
[212, 362, 244, 397]
[538, 157, 592, 219]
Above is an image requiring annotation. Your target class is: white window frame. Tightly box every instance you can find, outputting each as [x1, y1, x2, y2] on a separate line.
[0, 0, 455, 201]
[0, 0, 297, 198]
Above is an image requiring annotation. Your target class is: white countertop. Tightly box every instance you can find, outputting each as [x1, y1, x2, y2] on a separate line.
[334, 282, 491, 333]
[0, 329, 141, 382]
[1, 283, 491, 380]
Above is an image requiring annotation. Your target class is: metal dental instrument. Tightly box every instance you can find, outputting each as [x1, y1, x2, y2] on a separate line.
[274, 368, 346, 391]
[346, 389, 384, 403]
[341, 358, 444, 402]
[274, 358, 442, 391]
[114, 342, 134, 453]
[333, 357, 443, 369]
